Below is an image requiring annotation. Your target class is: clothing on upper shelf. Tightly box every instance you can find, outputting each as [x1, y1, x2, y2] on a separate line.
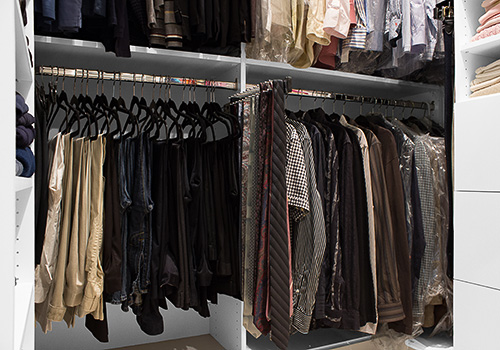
[34, 82, 242, 341]
[470, 58, 500, 97]
[35, 0, 252, 57]
[472, 0, 500, 41]
[233, 85, 451, 344]
[247, 0, 443, 80]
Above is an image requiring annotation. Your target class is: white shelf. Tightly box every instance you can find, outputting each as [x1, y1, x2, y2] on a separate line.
[14, 282, 33, 350]
[15, 0, 32, 97]
[406, 333, 453, 350]
[245, 58, 442, 100]
[15, 177, 33, 192]
[461, 34, 500, 59]
[35, 36, 241, 82]
[246, 329, 371, 350]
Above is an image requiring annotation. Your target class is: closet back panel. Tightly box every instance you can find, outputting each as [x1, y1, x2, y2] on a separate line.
[35, 302, 211, 350]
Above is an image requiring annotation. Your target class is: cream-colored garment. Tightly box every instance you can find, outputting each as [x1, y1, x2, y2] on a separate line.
[471, 81, 500, 97]
[307, 0, 331, 45]
[64, 138, 91, 311]
[324, 0, 351, 39]
[40, 136, 74, 329]
[35, 133, 65, 304]
[77, 135, 107, 320]
[340, 116, 378, 334]
[289, 2, 316, 68]
[471, 75, 500, 92]
[475, 57, 500, 75]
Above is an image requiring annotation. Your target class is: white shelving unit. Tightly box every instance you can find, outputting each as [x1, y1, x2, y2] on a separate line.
[454, 2, 500, 350]
[1, 0, 35, 350]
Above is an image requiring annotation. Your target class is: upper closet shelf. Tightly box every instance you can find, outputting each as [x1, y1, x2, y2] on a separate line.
[245, 59, 442, 100]
[35, 36, 241, 83]
[461, 35, 500, 58]
[15, 0, 32, 97]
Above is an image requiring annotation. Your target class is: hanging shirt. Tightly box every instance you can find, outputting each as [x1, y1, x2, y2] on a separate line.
[324, 0, 351, 39]
[307, 0, 331, 46]
[287, 119, 326, 335]
[341, 0, 368, 63]
[365, 0, 387, 51]
[386, 0, 402, 43]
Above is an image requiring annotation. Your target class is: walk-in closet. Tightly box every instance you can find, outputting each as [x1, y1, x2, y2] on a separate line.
[6, 0, 489, 349]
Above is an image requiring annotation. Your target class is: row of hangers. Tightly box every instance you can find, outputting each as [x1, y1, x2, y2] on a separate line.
[36, 68, 241, 142]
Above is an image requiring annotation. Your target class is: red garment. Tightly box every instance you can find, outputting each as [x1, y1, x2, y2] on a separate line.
[314, 36, 340, 69]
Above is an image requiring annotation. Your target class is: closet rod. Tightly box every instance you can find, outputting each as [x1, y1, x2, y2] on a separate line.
[36, 66, 239, 91]
[232, 80, 434, 112]
[287, 89, 435, 111]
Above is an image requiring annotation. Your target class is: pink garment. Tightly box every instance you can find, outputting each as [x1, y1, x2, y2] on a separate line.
[472, 23, 500, 41]
[314, 36, 340, 69]
[479, 3, 500, 25]
[349, 0, 356, 25]
[477, 14, 500, 33]
[482, 0, 500, 11]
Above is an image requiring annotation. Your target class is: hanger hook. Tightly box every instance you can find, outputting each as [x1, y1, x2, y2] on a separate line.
[342, 94, 347, 115]
[141, 74, 145, 98]
[61, 67, 66, 91]
[152, 75, 156, 100]
[133, 74, 136, 96]
[86, 70, 90, 96]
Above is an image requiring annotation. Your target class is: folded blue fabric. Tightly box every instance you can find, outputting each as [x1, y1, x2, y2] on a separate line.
[16, 125, 35, 148]
[16, 147, 35, 177]
[16, 93, 29, 116]
[17, 112, 35, 127]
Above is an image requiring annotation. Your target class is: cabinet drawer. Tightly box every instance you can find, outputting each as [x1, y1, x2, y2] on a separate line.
[455, 96, 500, 192]
[455, 280, 500, 350]
[455, 191, 500, 289]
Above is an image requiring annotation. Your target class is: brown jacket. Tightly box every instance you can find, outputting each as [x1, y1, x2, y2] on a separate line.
[359, 126, 405, 324]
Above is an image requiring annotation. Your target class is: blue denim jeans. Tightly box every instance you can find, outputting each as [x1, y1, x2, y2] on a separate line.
[128, 133, 154, 306]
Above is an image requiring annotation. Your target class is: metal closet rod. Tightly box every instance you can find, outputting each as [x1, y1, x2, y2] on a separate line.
[36, 66, 239, 90]
[287, 88, 435, 111]
[233, 84, 434, 112]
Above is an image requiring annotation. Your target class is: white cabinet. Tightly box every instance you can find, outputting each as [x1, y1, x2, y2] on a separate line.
[454, 1, 500, 349]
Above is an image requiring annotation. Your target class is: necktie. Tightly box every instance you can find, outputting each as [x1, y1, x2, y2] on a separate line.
[268, 80, 292, 349]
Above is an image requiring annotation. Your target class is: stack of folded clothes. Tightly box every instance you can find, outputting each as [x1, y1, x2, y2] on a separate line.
[472, 0, 500, 42]
[16, 93, 35, 177]
[471, 58, 500, 97]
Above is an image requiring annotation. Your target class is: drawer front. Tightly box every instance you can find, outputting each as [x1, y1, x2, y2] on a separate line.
[455, 191, 500, 289]
[455, 96, 500, 192]
[455, 280, 500, 350]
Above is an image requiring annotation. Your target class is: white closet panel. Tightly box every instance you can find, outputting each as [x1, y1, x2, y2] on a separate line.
[454, 280, 500, 350]
[454, 95, 500, 192]
[454, 192, 500, 289]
